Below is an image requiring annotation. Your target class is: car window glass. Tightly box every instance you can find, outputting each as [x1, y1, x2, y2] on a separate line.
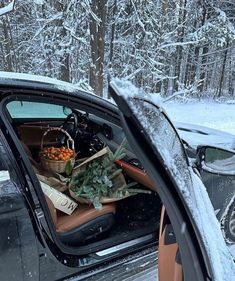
[7, 101, 71, 119]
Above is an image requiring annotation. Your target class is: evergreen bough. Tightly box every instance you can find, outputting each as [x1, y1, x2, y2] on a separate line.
[69, 139, 151, 209]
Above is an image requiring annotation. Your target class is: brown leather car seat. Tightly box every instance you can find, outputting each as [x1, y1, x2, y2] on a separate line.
[45, 195, 116, 246]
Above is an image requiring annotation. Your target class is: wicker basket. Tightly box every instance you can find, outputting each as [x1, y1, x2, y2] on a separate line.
[40, 127, 75, 174]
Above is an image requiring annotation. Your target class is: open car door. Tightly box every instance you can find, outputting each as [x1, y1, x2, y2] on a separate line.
[109, 79, 235, 281]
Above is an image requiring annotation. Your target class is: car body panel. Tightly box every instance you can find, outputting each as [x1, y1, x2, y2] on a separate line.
[0, 140, 39, 281]
[195, 145, 235, 243]
[200, 170, 235, 220]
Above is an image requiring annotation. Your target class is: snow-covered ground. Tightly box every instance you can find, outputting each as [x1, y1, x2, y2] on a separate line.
[162, 101, 235, 136]
[0, 1, 15, 16]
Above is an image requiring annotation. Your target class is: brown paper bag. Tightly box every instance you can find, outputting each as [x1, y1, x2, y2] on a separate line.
[72, 147, 110, 176]
[37, 173, 68, 192]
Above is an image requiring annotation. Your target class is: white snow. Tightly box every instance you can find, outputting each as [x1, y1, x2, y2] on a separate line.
[163, 101, 235, 136]
[110, 81, 235, 138]
[0, 71, 75, 88]
[33, 0, 44, 4]
[0, 1, 15, 17]
[110, 78, 147, 99]
[163, 101, 235, 149]
[0, 71, 83, 94]
[110, 80, 235, 148]
[0, 71, 96, 97]
[0, 171, 10, 182]
[174, 121, 235, 149]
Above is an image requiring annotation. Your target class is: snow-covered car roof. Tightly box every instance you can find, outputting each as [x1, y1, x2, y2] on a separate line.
[0, 71, 94, 95]
[175, 121, 235, 149]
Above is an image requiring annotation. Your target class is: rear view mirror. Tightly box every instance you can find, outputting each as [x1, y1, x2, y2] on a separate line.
[63, 106, 72, 116]
[197, 146, 235, 176]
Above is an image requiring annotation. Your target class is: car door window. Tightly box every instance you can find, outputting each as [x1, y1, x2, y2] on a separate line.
[7, 101, 71, 119]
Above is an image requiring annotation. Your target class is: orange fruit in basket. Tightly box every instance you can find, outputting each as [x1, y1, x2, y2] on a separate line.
[41, 146, 74, 161]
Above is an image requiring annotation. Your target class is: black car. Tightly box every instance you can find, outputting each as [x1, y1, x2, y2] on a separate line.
[0, 72, 234, 281]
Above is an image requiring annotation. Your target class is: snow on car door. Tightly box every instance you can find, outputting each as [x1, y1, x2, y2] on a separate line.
[109, 79, 235, 281]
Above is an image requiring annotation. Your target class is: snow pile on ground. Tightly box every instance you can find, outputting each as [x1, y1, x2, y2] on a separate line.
[162, 101, 235, 135]
[0, 1, 15, 16]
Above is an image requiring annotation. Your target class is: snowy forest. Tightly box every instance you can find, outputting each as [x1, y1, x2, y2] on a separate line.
[0, 0, 235, 99]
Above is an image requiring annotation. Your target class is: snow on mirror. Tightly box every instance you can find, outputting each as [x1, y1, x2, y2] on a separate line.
[204, 147, 235, 175]
[128, 97, 193, 197]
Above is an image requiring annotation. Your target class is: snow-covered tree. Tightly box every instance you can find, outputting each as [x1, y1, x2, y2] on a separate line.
[0, 0, 234, 98]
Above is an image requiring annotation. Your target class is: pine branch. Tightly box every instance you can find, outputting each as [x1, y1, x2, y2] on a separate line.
[69, 139, 151, 209]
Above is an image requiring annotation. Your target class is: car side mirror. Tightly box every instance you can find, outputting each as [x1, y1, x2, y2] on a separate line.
[196, 145, 235, 176]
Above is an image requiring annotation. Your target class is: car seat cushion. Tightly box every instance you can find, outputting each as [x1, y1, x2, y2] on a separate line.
[58, 213, 115, 245]
[56, 203, 116, 232]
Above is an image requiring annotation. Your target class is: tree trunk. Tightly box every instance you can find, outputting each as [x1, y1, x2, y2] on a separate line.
[89, 0, 107, 97]
[175, 0, 187, 91]
[167, 57, 175, 96]
[109, 0, 117, 66]
[179, 45, 190, 86]
[1, 17, 14, 71]
[53, 0, 70, 82]
[217, 41, 229, 97]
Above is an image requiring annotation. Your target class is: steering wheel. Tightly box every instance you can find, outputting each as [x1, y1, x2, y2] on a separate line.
[62, 112, 78, 139]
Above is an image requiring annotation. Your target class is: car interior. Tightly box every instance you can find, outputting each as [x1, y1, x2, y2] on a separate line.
[5, 98, 183, 281]
[6, 100, 161, 247]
